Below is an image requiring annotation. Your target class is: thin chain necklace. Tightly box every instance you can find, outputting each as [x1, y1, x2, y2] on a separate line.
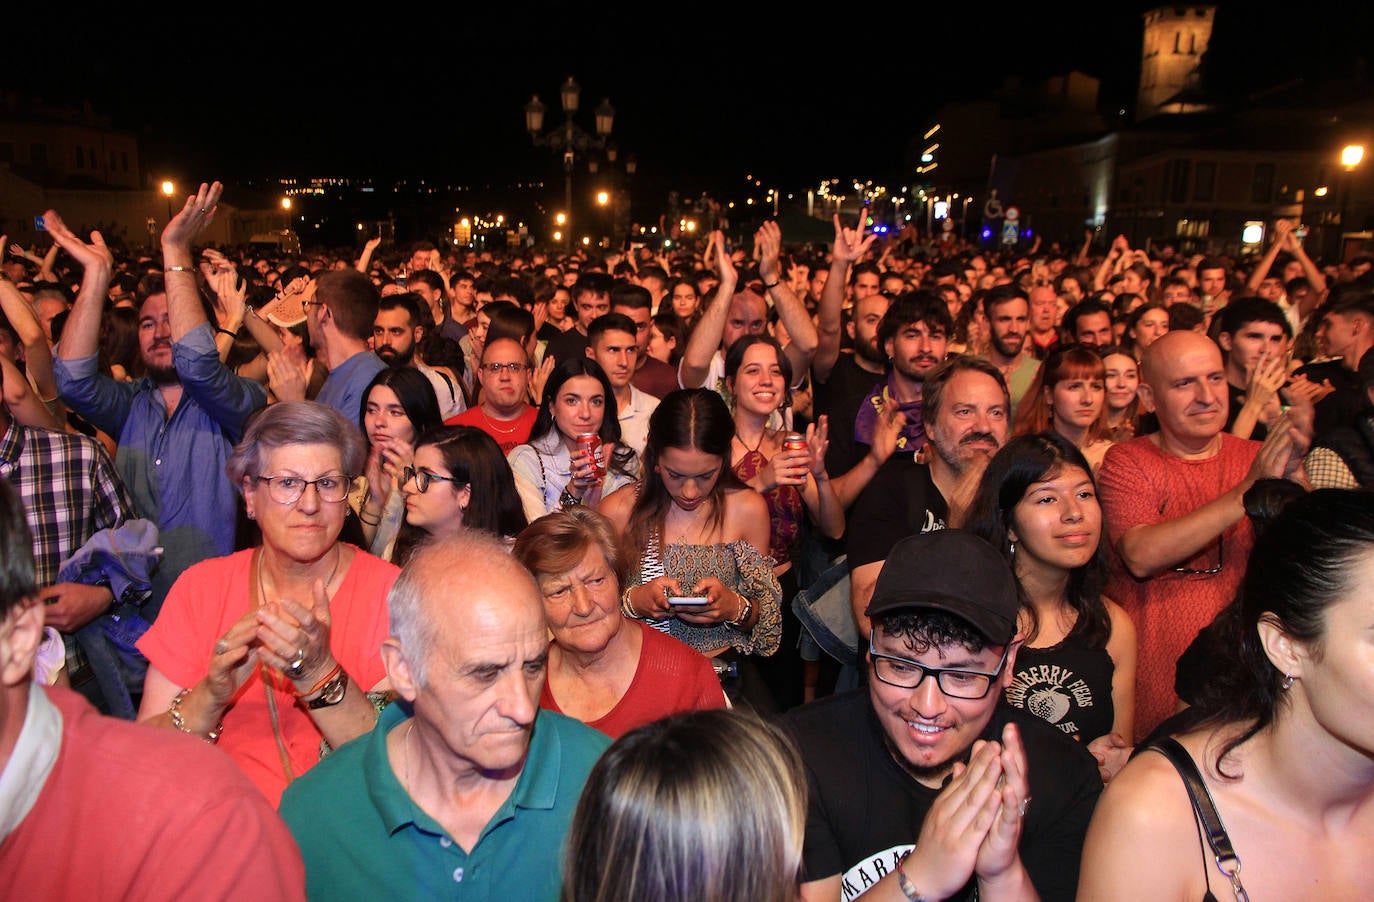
[480, 405, 521, 434]
[256, 542, 341, 609]
[665, 498, 712, 546]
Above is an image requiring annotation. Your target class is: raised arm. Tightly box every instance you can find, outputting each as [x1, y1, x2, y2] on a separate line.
[1245, 218, 1290, 295]
[1286, 226, 1327, 310]
[355, 235, 381, 274]
[1093, 235, 1130, 291]
[679, 231, 737, 388]
[757, 221, 818, 380]
[0, 246, 58, 403]
[161, 181, 223, 341]
[43, 213, 112, 362]
[813, 214, 875, 383]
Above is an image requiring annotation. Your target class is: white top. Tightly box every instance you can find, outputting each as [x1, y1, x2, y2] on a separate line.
[507, 430, 640, 522]
[618, 385, 660, 458]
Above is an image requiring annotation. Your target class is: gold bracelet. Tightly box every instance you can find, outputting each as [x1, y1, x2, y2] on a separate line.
[168, 687, 223, 743]
[620, 585, 640, 619]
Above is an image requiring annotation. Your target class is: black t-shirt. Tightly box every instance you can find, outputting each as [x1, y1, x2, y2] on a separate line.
[813, 353, 887, 480]
[1294, 358, 1365, 443]
[1225, 381, 1268, 441]
[847, 456, 948, 571]
[543, 327, 590, 366]
[783, 690, 1101, 902]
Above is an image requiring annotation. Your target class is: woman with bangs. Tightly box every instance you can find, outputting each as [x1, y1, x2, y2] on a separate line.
[1011, 343, 1115, 472]
[968, 433, 1137, 783]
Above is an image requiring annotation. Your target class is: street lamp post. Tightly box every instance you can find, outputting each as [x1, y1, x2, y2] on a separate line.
[1340, 144, 1366, 261]
[160, 180, 175, 225]
[525, 77, 615, 253]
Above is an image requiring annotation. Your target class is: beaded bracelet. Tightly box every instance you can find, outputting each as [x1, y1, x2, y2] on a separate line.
[168, 687, 224, 743]
[728, 593, 753, 629]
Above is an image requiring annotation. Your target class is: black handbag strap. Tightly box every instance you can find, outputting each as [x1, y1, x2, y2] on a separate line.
[1147, 737, 1250, 902]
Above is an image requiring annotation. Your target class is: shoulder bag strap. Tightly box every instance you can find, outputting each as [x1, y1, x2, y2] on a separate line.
[1147, 737, 1249, 902]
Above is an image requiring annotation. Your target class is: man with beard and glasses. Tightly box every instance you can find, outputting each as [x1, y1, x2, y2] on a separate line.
[978, 285, 1040, 414]
[373, 292, 465, 419]
[788, 529, 1100, 902]
[848, 357, 1010, 638]
[51, 183, 267, 617]
[852, 292, 953, 460]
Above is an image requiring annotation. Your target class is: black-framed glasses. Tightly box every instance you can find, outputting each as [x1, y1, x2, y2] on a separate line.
[401, 466, 465, 494]
[480, 362, 529, 374]
[1171, 536, 1223, 576]
[254, 474, 352, 505]
[868, 636, 1010, 700]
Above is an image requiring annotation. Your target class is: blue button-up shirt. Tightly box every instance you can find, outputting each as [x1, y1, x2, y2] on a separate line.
[315, 349, 386, 426]
[54, 323, 267, 616]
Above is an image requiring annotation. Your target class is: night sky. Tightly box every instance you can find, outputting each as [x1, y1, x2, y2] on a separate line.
[8, 3, 1371, 199]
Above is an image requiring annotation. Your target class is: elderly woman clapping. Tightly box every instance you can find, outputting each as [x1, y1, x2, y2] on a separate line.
[137, 401, 398, 805]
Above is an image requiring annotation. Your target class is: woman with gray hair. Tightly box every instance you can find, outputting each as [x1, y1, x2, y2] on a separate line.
[137, 401, 398, 806]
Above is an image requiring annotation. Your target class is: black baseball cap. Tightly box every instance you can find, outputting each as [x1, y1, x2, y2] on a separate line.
[865, 529, 1019, 645]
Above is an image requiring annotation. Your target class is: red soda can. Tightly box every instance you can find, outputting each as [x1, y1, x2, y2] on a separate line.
[577, 432, 605, 479]
[782, 432, 808, 454]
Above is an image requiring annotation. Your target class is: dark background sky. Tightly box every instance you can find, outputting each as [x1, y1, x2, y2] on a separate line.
[7, 3, 1371, 199]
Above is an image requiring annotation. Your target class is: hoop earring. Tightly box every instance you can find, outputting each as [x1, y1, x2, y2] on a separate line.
[1281, 673, 1295, 690]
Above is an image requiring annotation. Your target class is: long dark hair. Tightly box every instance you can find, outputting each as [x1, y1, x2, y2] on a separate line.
[416, 425, 527, 537]
[965, 433, 1110, 646]
[528, 356, 635, 477]
[1191, 489, 1374, 774]
[723, 334, 793, 413]
[359, 366, 443, 451]
[625, 389, 744, 558]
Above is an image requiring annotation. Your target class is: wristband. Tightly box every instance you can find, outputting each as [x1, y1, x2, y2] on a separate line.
[164, 265, 195, 273]
[728, 593, 752, 629]
[761, 278, 781, 290]
[216, 327, 238, 339]
[896, 855, 929, 902]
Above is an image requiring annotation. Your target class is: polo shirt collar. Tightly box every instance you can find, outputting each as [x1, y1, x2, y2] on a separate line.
[365, 702, 563, 842]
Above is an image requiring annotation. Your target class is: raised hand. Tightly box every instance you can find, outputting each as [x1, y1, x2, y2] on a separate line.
[209, 269, 247, 330]
[756, 221, 783, 284]
[41, 210, 113, 273]
[162, 181, 224, 253]
[975, 722, 1031, 882]
[832, 212, 876, 264]
[902, 740, 1005, 900]
[805, 417, 830, 478]
[256, 576, 337, 687]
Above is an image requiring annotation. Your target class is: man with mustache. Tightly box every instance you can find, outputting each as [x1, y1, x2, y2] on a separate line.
[50, 184, 267, 624]
[1097, 329, 1309, 739]
[978, 285, 1040, 414]
[849, 357, 1011, 637]
[373, 292, 465, 419]
[852, 292, 954, 459]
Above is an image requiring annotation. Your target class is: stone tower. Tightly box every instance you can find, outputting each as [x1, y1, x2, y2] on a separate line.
[1137, 6, 1215, 121]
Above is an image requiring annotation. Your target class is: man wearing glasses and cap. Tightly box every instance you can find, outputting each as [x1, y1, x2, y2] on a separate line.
[786, 530, 1100, 902]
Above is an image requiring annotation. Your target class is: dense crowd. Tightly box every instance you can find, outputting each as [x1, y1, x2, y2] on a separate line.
[2, 179, 1373, 900]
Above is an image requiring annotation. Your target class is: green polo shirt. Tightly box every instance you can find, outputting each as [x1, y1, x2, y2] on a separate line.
[280, 702, 610, 901]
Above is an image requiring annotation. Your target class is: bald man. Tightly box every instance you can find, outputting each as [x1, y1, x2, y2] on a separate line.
[280, 531, 610, 900]
[1095, 331, 1308, 739]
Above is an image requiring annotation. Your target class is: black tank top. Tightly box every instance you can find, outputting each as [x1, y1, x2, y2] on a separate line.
[1003, 635, 1115, 742]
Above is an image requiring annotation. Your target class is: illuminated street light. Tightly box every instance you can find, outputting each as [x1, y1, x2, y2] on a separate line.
[555, 212, 567, 225]
[1342, 144, 1366, 170]
[160, 180, 175, 223]
[596, 191, 609, 206]
[281, 197, 292, 210]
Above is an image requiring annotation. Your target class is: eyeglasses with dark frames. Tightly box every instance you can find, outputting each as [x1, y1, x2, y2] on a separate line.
[480, 362, 530, 374]
[868, 636, 1011, 700]
[400, 466, 466, 494]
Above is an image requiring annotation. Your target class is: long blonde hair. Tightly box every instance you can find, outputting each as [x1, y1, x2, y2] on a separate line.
[562, 709, 806, 902]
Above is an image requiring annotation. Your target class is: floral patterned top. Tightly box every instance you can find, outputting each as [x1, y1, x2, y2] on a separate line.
[630, 536, 782, 657]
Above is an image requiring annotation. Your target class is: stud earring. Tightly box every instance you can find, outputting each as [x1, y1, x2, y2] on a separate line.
[1281, 673, 1295, 690]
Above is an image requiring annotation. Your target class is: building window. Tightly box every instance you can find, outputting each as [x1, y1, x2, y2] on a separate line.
[1252, 163, 1275, 204]
[1194, 162, 1216, 201]
[1170, 159, 1191, 204]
